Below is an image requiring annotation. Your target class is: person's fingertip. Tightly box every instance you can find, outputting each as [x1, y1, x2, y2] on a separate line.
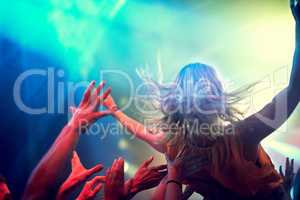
[95, 184, 103, 192]
[120, 158, 124, 165]
[148, 156, 154, 162]
[103, 88, 112, 98]
[96, 164, 104, 171]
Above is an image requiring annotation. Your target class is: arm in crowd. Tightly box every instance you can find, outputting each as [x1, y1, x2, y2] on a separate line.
[23, 81, 111, 200]
[103, 95, 167, 153]
[124, 156, 167, 199]
[56, 151, 104, 200]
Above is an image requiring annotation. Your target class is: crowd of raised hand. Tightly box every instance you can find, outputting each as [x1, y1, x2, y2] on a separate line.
[0, 81, 297, 200]
[2, 0, 300, 199]
[17, 81, 168, 200]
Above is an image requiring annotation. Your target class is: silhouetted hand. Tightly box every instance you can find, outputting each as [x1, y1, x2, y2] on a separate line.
[279, 157, 295, 195]
[76, 176, 104, 200]
[291, 0, 300, 22]
[104, 158, 125, 200]
[57, 151, 103, 200]
[124, 156, 167, 199]
[294, 168, 300, 200]
[69, 80, 112, 131]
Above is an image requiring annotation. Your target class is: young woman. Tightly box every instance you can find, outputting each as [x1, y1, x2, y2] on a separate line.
[103, 1, 300, 199]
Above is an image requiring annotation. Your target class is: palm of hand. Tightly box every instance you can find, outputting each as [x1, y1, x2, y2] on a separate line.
[69, 81, 111, 130]
[69, 152, 90, 182]
[58, 151, 103, 197]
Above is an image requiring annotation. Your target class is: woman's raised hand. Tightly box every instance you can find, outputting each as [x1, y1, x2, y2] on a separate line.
[69, 80, 112, 131]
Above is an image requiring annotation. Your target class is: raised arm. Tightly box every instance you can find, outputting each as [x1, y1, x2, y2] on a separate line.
[23, 81, 111, 200]
[103, 94, 166, 153]
[238, 0, 300, 145]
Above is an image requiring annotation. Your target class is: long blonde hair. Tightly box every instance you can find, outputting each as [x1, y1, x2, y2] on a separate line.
[137, 63, 256, 146]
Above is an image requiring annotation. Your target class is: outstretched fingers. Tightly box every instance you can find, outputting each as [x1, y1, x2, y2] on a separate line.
[291, 158, 294, 175]
[93, 176, 106, 183]
[112, 158, 124, 185]
[91, 84, 111, 111]
[99, 87, 112, 104]
[85, 164, 103, 179]
[80, 81, 96, 107]
[95, 81, 106, 96]
[279, 165, 284, 177]
[92, 183, 103, 195]
[90, 81, 106, 108]
[90, 176, 105, 193]
[142, 156, 154, 168]
[285, 157, 290, 175]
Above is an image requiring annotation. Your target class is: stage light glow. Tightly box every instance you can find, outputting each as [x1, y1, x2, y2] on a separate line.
[264, 140, 300, 162]
[110, 0, 127, 19]
[118, 139, 128, 150]
[124, 160, 137, 177]
[1, 3, 299, 197]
